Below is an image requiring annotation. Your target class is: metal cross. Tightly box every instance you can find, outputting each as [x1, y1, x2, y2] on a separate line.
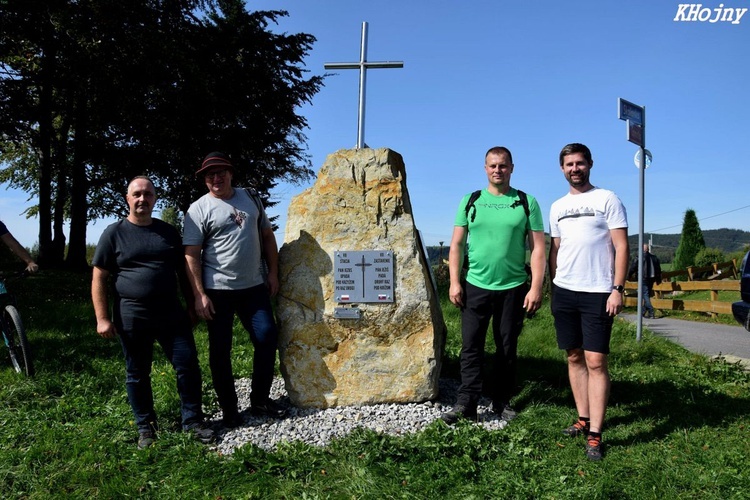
[354, 254, 372, 299]
[324, 22, 404, 149]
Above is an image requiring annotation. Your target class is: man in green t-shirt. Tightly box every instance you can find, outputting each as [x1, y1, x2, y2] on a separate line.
[441, 146, 546, 424]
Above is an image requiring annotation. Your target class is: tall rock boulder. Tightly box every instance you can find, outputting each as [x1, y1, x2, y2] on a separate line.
[277, 148, 446, 408]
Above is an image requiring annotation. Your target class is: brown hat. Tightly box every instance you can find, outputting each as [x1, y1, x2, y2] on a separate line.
[196, 151, 234, 178]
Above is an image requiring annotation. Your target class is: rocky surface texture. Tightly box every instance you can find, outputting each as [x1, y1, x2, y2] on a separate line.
[277, 148, 446, 408]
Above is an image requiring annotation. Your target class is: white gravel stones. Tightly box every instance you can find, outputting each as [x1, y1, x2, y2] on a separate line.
[211, 377, 509, 455]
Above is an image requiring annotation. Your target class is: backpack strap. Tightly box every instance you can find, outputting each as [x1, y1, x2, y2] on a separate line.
[244, 187, 265, 246]
[510, 189, 530, 218]
[244, 188, 265, 227]
[244, 188, 270, 280]
[464, 190, 482, 223]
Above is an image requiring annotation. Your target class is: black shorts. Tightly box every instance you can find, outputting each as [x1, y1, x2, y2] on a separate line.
[551, 284, 613, 354]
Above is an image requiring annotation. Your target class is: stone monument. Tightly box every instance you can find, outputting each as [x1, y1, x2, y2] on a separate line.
[277, 148, 446, 408]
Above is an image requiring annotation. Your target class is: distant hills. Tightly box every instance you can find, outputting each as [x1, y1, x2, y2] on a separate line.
[628, 228, 750, 262]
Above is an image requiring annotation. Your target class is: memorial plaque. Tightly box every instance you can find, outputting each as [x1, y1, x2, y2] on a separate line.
[334, 250, 394, 303]
[333, 307, 362, 319]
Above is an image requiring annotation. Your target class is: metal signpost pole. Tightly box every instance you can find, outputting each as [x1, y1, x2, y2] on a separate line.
[618, 98, 648, 341]
[637, 109, 646, 342]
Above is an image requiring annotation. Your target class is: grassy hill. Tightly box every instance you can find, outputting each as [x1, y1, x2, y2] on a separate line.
[627, 228, 750, 263]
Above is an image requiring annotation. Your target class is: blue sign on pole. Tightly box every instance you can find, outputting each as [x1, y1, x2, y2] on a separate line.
[627, 120, 644, 147]
[618, 98, 644, 125]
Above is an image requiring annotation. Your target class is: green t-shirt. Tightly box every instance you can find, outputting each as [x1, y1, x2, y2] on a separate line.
[455, 188, 544, 291]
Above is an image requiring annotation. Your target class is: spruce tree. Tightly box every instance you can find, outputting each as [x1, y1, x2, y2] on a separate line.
[672, 209, 705, 272]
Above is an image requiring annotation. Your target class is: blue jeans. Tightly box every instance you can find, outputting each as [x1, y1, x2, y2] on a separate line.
[641, 283, 654, 316]
[115, 300, 204, 432]
[205, 285, 278, 416]
[458, 281, 528, 408]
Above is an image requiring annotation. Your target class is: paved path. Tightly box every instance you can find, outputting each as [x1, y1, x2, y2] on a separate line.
[619, 313, 750, 368]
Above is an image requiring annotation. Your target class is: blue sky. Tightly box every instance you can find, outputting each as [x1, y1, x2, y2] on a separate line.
[2, 0, 749, 249]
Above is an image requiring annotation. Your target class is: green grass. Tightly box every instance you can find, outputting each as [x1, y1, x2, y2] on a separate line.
[1, 270, 750, 498]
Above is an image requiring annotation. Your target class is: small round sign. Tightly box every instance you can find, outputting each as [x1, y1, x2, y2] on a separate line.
[634, 149, 652, 169]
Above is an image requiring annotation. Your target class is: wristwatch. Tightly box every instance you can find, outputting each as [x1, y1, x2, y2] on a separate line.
[612, 285, 624, 293]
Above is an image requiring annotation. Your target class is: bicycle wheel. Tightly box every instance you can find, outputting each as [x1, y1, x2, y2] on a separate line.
[3, 305, 34, 376]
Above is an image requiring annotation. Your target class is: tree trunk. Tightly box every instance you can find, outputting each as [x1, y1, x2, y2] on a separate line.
[52, 167, 67, 264]
[50, 112, 72, 267]
[36, 20, 55, 266]
[65, 89, 89, 271]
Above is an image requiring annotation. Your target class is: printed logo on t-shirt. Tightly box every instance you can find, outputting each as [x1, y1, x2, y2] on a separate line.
[228, 207, 248, 228]
[557, 206, 596, 222]
[476, 200, 522, 211]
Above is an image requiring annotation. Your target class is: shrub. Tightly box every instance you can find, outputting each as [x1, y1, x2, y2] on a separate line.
[694, 247, 724, 267]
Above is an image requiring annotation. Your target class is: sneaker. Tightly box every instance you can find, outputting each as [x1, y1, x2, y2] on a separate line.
[222, 412, 243, 428]
[492, 401, 518, 421]
[137, 430, 155, 449]
[586, 434, 604, 461]
[562, 419, 590, 437]
[250, 399, 288, 419]
[440, 404, 477, 424]
[500, 405, 518, 422]
[187, 423, 215, 444]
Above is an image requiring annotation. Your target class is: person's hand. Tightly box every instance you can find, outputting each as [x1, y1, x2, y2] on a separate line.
[195, 293, 215, 321]
[523, 287, 543, 315]
[449, 282, 464, 308]
[186, 306, 199, 327]
[25, 261, 39, 274]
[96, 318, 118, 339]
[606, 290, 624, 316]
[266, 271, 280, 297]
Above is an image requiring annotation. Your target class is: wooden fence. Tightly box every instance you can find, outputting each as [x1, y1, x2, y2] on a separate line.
[625, 259, 740, 316]
[660, 259, 738, 281]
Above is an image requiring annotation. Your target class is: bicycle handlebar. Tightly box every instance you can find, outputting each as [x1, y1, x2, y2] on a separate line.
[0, 269, 30, 282]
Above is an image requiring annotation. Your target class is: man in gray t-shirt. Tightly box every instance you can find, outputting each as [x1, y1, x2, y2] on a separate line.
[184, 152, 286, 427]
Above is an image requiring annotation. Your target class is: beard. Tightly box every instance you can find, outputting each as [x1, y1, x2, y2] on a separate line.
[566, 171, 589, 187]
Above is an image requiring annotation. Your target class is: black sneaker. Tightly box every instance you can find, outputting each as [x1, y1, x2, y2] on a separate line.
[440, 404, 477, 424]
[187, 422, 215, 444]
[493, 402, 518, 421]
[137, 430, 155, 449]
[586, 434, 604, 461]
[562, 419, 590, 437]
[222, 412, 243, 428]
[251, 399, 288, 419]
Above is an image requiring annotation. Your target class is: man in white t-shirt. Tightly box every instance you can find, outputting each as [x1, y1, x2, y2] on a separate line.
[548, 143, 629, 461]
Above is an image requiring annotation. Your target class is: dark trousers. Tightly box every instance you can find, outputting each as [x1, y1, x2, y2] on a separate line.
[457, 281, 527, 408]
[205, 285, 278, 416]
[641, 283, 654, 315]
[115, 301, 204, 432]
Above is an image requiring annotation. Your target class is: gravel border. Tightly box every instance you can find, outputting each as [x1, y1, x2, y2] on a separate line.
[211, 377, 510, 455]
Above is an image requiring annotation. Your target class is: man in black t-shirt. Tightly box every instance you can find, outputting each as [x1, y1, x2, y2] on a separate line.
[91, 176, 214, 449]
